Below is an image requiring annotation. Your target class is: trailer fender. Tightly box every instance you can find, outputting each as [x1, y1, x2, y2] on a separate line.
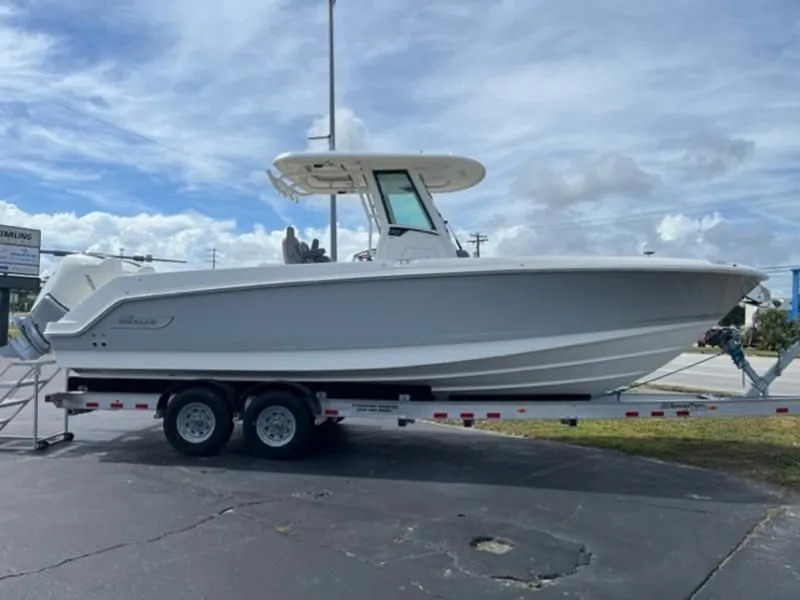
[156, 379, 236, 418]
[239, 381, 322, 419]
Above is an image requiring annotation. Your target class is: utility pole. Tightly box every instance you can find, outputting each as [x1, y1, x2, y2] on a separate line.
[209, 247, 217, 269]
[467, 232, 488, 257]
[306, 0, 337, 261]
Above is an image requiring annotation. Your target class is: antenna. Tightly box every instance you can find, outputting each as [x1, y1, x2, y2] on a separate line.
[40, 249, 187, 264]
[437, 212, 466, 254]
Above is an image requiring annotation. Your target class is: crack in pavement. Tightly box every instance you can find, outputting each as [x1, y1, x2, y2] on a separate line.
[242, 513, 537, 594]
[0, 486, 594, 596]
[685, 505, 786, 600]
[233, 509, 435, 569]
[409, 579, 449, 599]
[236, 508, 593, 595]
[0, 491, 447, 585]
[610, 496, 721, 516]
[0, 496, 286, 583]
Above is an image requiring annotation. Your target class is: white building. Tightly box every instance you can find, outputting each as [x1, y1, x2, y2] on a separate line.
[743, 297, 790, 328]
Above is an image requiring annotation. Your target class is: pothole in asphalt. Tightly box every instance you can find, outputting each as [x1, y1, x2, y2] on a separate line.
[470, 536, 515, 555]
[291, 489, 332, 499]
[491, 574, 552, 590]
[467, 534, 592, 589]
[409, 518, 592, 591]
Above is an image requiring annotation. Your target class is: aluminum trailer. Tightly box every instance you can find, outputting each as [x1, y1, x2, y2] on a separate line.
[29, 335, 800, 460]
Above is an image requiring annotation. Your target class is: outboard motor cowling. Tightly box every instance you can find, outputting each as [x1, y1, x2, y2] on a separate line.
[9, 254, 154, 360]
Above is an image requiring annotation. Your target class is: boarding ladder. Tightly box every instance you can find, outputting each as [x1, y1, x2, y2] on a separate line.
[0, 359, 73, 451]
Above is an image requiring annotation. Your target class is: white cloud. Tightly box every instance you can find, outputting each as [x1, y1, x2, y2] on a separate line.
[0, 0, 797, 297]
[306, 108, 371, 154]
[656, 213, 725, 244]
[1, 199, 374, 275]
[667, 133, 757, 181]
[512, 153, 661, 208]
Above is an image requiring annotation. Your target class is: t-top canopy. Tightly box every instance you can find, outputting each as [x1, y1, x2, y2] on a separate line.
[267, 151, 486, 200]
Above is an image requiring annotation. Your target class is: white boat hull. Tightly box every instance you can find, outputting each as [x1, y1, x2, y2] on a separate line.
[44, 256, 765, 398]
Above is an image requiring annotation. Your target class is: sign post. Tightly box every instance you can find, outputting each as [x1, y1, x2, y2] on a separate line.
[0, 225, 42, 346]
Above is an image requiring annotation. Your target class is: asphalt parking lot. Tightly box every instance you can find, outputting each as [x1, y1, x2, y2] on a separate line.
[0, 362, 798, 599]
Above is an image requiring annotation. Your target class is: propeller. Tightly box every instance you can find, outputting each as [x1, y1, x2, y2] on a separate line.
[40, 249, 187, 264]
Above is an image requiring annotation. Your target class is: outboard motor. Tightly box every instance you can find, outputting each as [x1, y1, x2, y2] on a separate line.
[9, 254, 154, 360]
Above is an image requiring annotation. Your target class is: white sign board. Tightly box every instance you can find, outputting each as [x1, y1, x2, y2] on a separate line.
[0, 225, 41, 278]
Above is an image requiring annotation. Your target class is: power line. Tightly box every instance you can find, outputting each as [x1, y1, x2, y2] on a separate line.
[467, 232, 488, 257]
[499, 205, 791, 235]
[9, 85, 798, 238]
[761, 265, 800, 273]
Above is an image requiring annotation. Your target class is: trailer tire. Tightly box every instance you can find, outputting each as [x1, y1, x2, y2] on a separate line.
[242, 389, 314, 459]
[163, 387, 234, 457]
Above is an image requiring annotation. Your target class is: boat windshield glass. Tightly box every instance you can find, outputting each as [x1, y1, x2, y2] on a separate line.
[373, 170, 435, 231]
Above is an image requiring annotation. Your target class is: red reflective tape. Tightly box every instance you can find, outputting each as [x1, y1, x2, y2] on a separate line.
[433, 412, 448, 419]
[486, 412, 501, 419]
[460, 412, 475, 419]
[135, 403, 149, 410]
[86, 402, 98, 408]
[776, 407, 789, 414]
[324, 409, 338, 416]
[676, 410, 690, 417]
[625, 411, 639, 417]
[110, 401, 123, 409]
[651, 410, 665, 417]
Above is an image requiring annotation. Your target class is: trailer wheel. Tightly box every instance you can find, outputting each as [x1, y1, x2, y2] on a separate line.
[242, 390, 314, 459]
[163, 387, 234, 457]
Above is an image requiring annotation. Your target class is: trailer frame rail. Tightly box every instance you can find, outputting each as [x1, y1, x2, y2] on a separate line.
[31, 335, 800, 459]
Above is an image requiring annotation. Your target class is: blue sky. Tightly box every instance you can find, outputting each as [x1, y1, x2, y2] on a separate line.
[0, 0, 798, 292]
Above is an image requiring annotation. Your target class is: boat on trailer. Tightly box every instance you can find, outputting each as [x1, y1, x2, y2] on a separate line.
[5, 148, 797, 460]
[11, 150, 765, 400]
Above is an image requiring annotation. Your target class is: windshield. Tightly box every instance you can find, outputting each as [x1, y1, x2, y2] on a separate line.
[373, 170, 436, 231]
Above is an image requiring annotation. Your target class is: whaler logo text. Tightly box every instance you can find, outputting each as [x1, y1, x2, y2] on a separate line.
[114, 315, 173, 330]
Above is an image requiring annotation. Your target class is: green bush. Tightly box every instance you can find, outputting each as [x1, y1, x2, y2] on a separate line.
[752, 308, 800, 352]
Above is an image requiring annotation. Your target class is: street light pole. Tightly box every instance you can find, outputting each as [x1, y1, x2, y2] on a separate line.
[327, 0, 338, 261]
